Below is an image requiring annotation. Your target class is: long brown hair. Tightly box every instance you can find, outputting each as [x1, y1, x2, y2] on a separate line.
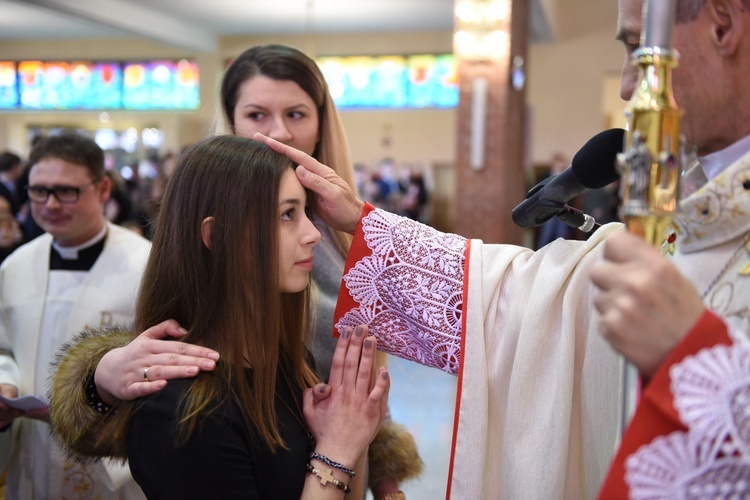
[217, 44, 355, 257]
[135, 135, 318, 450]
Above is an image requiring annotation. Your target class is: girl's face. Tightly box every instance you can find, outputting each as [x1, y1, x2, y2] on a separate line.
[233, 75, 320, 156]
[276, 169, 320, 293]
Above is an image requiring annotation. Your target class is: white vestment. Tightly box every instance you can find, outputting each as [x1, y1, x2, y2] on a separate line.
[0, 222, 150, 500]
[334, 148, 750, 500]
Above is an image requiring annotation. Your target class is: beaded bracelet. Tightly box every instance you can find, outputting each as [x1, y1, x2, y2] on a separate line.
[309, 452, 355, 478]
[306, 463, 351, 494]
[84, 372, 112, 414]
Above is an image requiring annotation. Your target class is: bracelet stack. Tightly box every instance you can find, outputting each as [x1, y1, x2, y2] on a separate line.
[306, 463, 351, 494]
[309, 451, 355, 477]
[84, 372, 112, 414]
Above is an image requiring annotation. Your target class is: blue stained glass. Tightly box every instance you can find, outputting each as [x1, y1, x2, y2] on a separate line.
[123, 59, 199, 110]
[0, 62, 18, 109]
[18, 61, 123, 109]
[318, 54, 458, 110]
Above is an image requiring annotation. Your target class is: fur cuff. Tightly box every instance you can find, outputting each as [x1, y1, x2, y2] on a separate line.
[48, 327, 137, 462]
[368, 419, 424, 487]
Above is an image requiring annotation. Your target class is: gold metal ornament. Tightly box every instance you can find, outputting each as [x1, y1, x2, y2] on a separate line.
[617, 0, 683, 248]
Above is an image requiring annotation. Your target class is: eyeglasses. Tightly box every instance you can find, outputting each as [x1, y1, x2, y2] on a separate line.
[26, 181, 99, 204]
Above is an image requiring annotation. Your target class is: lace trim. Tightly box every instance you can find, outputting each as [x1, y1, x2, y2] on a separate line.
[335, 209, 466, 374]
[675, 158, 750, 251]
[625, 342, 750, 498]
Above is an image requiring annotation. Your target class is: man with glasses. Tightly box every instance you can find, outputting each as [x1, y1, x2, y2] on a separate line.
[0, 132, 149, 499]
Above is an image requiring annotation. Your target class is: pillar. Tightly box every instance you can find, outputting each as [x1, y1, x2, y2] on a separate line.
[453, 0, 529, 244]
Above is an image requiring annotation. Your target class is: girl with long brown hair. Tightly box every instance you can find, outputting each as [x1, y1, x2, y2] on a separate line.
[125, 134, 388, 498]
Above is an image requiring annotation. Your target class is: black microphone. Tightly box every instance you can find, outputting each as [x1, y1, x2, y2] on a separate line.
[512, 128, 625, 231]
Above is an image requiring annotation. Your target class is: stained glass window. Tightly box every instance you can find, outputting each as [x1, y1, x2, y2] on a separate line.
[317, 54, 458, 109]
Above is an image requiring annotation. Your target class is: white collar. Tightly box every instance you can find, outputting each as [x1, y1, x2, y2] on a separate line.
[52, 224, 107, 260]
[699, 135, 750, 181]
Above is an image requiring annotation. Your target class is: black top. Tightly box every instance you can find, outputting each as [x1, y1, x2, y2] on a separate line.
[128, 365, 312, 499]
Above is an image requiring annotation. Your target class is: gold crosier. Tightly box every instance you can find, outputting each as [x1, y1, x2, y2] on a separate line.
[617, 0, 683, 247]
[616, 0, 685, 431]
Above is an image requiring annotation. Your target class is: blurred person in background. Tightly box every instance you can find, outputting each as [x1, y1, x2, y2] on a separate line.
[0, 198, 23, 263]
[400, 169, 429, 224]
[0, 133, 149, 498]
[0, 152, 23, 216]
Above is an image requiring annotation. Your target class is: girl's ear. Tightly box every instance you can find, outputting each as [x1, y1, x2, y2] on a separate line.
[201, 216, 215, 250]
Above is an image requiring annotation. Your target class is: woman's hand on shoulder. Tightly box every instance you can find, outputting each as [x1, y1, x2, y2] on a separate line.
[94, 320, 220, 405]
[303, 324, 389, 468]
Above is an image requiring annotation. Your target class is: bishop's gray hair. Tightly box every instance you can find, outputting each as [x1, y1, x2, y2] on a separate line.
[676, 0, 750, 23]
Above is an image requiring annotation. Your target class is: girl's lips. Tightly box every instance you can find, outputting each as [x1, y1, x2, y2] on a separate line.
[296, 258, 314, 270]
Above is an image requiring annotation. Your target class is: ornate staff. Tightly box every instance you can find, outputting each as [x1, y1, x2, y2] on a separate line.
[618, 0, 682, 243]
[616, 0, 683, 431]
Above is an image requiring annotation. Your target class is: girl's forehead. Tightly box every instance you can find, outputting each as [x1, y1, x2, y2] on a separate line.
[279, 167, 303, 187]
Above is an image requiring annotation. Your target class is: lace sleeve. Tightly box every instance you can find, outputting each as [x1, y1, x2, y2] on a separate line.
[625, 340, 750, 496]
[335, 208, 466, 375]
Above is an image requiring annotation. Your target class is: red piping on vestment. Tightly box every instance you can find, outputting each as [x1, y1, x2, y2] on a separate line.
[445, 239, 471, 499]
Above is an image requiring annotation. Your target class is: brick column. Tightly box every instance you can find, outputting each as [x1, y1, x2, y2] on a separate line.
[453, 0, 528, 244]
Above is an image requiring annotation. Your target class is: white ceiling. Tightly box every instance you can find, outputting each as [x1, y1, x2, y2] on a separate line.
[0, 0, 554, 52]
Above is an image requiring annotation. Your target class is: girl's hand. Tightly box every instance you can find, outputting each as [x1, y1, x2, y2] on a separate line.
[303, 324, 389, 468]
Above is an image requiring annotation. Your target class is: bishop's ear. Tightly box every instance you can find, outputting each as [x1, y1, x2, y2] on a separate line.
[708, 0, 743, 55]
[201, 216, 215, 250]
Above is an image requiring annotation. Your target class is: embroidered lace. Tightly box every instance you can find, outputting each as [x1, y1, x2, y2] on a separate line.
[335, 209, 466, 374]
[675, 159, 750, 251]
[625, 341, 750, 498]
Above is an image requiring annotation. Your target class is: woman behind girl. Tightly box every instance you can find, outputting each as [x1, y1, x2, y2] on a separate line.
[124, 135, 388, 498]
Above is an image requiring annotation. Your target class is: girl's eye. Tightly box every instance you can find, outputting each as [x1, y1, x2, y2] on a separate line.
[281, 208, 294, 221]
[248, 112, 264, 120]
[289, 111, 304, 119]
